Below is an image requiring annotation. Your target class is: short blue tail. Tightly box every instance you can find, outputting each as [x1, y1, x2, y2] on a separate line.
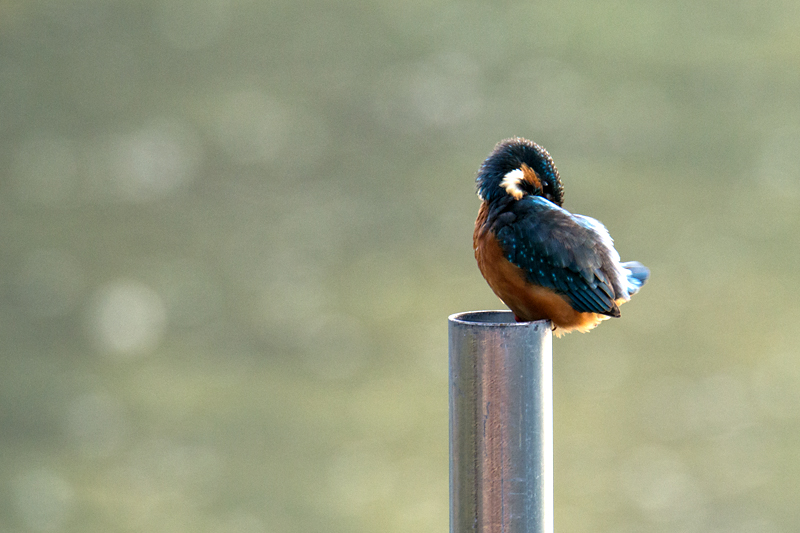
[621, 261, 650, 296]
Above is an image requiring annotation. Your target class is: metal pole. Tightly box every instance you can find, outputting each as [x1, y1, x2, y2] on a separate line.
[448, 311, 553, 533]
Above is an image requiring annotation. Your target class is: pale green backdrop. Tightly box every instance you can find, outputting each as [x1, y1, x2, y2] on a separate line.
[2, 1, 799, 532]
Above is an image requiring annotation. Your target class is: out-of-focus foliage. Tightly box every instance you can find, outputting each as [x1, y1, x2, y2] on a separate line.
[1, 0, 799, 531]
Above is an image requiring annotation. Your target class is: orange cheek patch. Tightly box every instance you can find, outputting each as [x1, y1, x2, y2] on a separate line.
[520, 163, 542, 190]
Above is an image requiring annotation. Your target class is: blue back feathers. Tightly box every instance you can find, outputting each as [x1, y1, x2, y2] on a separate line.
[493, 196, 623, 316]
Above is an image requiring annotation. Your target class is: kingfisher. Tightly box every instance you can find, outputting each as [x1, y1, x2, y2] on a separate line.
[473, 138, 649, 336]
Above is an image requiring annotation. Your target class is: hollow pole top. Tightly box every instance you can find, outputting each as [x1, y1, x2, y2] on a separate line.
[448, 310, 551, 328]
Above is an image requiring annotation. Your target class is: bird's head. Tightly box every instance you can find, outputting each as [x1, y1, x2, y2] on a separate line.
[476, 138, 564, 206]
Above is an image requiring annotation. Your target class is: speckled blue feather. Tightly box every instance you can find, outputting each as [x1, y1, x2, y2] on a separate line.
[492, 196, 642, 316]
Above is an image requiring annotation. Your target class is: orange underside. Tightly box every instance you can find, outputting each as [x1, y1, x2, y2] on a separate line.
[474, 203, 609, 336]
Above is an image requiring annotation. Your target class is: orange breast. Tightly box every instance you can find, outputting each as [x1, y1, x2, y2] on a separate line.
[473, 202, 606, 336]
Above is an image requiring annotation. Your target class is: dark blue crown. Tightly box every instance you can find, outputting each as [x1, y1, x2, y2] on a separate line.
[476, 138, 564, 206]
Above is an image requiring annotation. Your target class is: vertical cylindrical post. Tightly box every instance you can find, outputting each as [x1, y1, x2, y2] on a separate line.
[449, 311, 553, 533]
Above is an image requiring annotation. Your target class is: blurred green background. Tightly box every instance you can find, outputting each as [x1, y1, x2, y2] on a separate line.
[2, 0, 799, 531]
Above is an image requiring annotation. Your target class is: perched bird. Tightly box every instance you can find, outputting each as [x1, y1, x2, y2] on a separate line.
[473, 138, 649, 336]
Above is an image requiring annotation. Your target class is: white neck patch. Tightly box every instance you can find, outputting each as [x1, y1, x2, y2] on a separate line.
[500, 168, 526, 200]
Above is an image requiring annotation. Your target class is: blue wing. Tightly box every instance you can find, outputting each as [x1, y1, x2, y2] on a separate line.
[491, 196, 625, 317]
